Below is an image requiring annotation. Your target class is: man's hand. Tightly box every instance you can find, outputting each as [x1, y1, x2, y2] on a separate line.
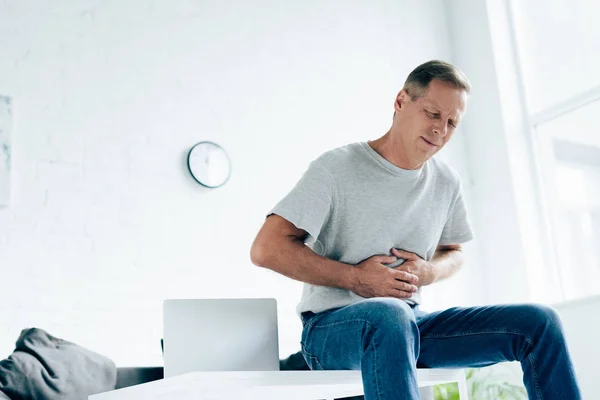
[351, 255, 419, 299]
[391, 248, 435, 287]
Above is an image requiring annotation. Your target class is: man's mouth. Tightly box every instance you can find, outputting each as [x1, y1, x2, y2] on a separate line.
[421, 137, 439, 147]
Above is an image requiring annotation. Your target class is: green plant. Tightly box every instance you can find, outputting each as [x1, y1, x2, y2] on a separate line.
[433, 368, 527, 400]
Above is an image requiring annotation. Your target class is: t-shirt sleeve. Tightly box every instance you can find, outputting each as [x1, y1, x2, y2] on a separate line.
[439, 182, 474, 245]
[268, 161, 334, 243]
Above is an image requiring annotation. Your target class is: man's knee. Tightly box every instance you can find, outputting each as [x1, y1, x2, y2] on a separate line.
[516, 304, 564, 336]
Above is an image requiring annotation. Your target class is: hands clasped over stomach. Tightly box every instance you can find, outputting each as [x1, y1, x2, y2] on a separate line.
[352, 253, 419, 299]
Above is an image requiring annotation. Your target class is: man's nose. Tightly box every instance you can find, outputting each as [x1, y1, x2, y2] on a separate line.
[432, 122, 447, 137]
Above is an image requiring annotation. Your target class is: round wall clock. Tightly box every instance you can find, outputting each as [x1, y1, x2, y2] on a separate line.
[187, 141, 231, 188]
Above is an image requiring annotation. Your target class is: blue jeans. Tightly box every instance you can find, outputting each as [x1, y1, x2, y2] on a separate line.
[300, 298, 581, 400]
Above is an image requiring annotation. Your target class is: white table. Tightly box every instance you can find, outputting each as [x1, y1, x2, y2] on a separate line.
[90, 369, 468, 399]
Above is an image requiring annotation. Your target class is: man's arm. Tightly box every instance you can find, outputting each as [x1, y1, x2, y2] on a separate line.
[429, 244, 466, 283]
[250, 214, 357, 289]
[250, 214, 419, 299]
[391, 244, 465, 287]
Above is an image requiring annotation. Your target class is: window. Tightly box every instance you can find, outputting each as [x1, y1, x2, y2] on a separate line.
[535, 102, 600, 300]
[510, 0, 600, 302]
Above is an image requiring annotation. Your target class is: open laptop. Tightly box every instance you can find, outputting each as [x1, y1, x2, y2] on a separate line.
[163, 298, 280, 378]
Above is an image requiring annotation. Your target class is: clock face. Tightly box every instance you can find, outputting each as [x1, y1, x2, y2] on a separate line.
[187, 142, 231, 188]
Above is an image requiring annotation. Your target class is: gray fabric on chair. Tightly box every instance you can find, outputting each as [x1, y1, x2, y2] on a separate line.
[0, 328, 116, 400]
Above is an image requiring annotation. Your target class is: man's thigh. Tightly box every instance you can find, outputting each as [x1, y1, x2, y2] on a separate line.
[415, 304, 551, 368]
[301, 298, 417, 370]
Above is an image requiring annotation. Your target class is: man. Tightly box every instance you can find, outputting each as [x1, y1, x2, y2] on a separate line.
[250, 60, 581, 400]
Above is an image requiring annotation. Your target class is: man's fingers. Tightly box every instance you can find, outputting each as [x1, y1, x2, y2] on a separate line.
[374, 255, 397, 264]
[394, 280, 419, 293]
[391, 269, 419, 285]
[388, 289, 415, 299]
[391, 248, 417, 259]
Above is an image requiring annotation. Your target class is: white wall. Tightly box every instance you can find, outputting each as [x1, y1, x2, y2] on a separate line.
[0, 0, 478, 366]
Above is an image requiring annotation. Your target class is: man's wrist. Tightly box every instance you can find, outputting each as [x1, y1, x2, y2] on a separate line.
[423, 261, 437, 286]
[341, 265, 360, 291]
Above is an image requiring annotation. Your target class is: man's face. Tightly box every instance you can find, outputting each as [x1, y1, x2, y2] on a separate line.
[393, 79, 467, 164]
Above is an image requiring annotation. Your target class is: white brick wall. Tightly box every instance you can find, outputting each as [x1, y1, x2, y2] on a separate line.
[0, 0, 478, 366]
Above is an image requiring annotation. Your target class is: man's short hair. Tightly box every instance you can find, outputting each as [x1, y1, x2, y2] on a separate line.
[403, 60, 471, 100]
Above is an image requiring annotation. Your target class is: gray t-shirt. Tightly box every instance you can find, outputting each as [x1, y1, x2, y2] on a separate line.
[270, 142, 474, 315]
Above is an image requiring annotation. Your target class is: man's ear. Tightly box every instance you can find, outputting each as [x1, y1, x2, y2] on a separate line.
[394, 89, 409, 113]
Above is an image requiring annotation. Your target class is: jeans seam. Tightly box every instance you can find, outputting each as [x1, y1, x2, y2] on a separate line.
[309, 353, 325, 370]
[369, 321, 383, 400]
[309, 318, 374, 330]
[422, 329, 535, 346]
[528, 352, 543, 400]
[300, 344, 325, 370]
